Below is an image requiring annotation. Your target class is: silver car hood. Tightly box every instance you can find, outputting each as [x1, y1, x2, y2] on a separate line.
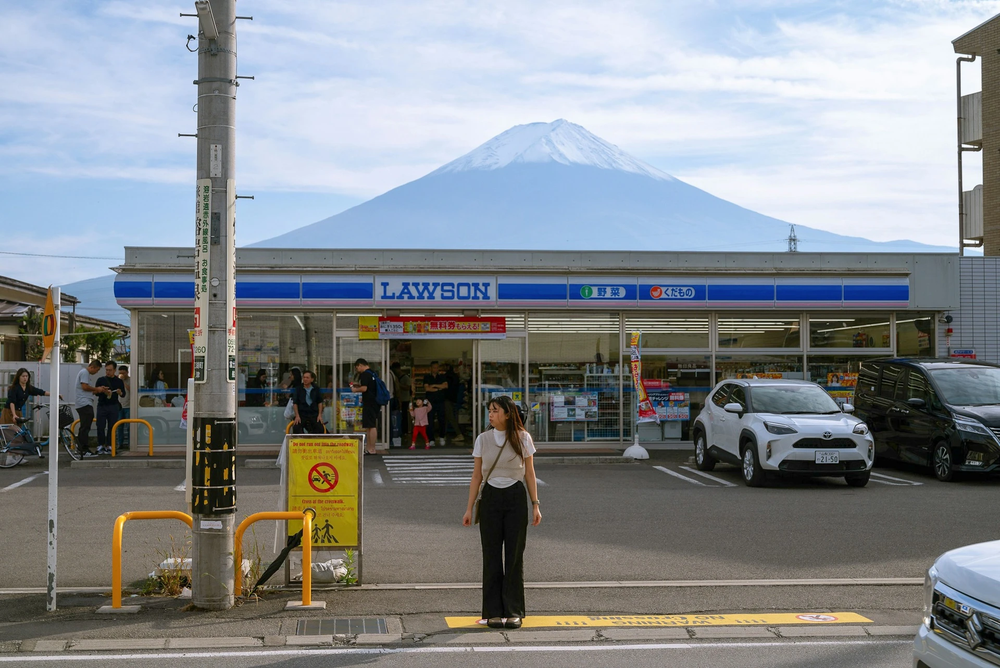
[758, 413, 861, 432]
[936, 540, 1000, 604]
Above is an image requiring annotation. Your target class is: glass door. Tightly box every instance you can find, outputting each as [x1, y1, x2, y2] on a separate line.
[336, 337, 385, 446]
[477, 338, 526, 438]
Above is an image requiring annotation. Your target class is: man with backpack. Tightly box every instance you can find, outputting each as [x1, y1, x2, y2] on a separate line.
[350, 358, 384, 455]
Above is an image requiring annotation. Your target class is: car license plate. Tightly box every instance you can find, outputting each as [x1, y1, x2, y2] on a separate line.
[815, 451, 839, 464]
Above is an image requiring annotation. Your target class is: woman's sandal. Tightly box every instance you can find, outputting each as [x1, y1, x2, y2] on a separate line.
[486, 617, 504, 629]
[504, 617, 522, 629]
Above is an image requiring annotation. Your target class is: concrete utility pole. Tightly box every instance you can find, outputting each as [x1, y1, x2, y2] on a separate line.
[190, 0, 238, 611]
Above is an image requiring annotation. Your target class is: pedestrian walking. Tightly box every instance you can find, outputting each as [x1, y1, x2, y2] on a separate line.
[116, 365, 131, 450]
[75, 360, 102, 458]
[95, 361, 125, 455]
[423, 361, 448, 446]
[350, 358, 379, 455]
[462, 395, 541, 630]
[292, 370, 324, 434]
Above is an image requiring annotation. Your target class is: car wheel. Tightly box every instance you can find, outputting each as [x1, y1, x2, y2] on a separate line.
[741, 443, 765, 487]
[932, 443, 956, 482]
[845, 471, 870, 488]
[694, 432, 716, 471]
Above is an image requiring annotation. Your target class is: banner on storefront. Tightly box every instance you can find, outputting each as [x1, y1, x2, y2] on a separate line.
[629, 331, 658, 424]
[649, 391, 690, 422]
[358, 316, 506, 340]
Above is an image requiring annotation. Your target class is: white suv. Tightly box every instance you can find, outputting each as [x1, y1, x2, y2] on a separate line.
[916, 541, 1000, 667]
[691, 379, 874, 487]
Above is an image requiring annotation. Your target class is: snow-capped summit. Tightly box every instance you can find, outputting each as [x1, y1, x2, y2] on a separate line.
[431, 119, 674, 181]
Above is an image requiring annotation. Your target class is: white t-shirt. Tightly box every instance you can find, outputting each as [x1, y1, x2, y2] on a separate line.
[472, 428, 536, 489]
[75, 368, 95, 409]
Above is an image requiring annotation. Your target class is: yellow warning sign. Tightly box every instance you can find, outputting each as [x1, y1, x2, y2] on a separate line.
[445, 612, 872, 629]
[287, 436, 361, 548]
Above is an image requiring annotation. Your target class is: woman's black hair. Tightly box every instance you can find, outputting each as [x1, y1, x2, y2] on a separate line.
[254, 369, 267, 383]
[488, 395, 526, 461]
[9, 368, 30, 392]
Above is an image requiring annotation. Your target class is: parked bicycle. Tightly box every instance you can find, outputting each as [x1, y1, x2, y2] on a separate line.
[0, 404, 78, 468]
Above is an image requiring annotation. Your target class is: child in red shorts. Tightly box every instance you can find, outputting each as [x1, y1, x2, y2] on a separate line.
[410, 399, 432, 449]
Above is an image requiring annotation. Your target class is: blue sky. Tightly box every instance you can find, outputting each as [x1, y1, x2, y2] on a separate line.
[2, 0, 998, 287]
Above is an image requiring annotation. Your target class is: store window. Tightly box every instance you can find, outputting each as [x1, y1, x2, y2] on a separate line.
[808, 315, 891, 349]
[896, 313, 936, 357]
[624, 355, 712, 442]
[623, 315, 710, 349]
[718, 316, 801, 349]
[238, 313, 333, 444]
[806, 355, 882, 407]
[715, 355, 804, 381]
[528, 313, 620, 443]
[135, 312, 193, 446]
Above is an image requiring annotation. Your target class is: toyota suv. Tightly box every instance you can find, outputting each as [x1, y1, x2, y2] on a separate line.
[916, 541, 1000, 667]
[852, 359, 1000, 481]
[691, 379, 874, 487]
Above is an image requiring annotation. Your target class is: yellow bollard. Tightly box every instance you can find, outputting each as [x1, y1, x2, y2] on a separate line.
[234, 508, 317, 605]
[110, 419, 154, 457]
[111, 511, 193, 609]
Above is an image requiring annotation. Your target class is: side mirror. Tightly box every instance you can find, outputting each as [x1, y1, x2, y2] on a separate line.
[842, 403, 855, 413]
[907, 398, 926, 409]
[724, 402, 744, 414]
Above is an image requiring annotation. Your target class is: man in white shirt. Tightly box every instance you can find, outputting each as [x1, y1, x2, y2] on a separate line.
[74, 361, 102, 458]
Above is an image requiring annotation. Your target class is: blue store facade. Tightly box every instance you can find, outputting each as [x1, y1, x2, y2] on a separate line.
[114, 248, 958, 449]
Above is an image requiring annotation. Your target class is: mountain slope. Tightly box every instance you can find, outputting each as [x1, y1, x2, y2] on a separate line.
[254, 120, 951, 253]
[61, 274, 129, 325]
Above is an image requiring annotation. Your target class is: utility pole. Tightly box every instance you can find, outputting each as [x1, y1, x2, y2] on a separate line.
[189, 0, 238, 611]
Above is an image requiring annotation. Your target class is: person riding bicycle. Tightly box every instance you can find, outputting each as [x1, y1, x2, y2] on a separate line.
[3, 368, 52, 424]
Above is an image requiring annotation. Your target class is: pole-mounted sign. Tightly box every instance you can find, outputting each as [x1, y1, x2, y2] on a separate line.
[194, 178, 212, 383]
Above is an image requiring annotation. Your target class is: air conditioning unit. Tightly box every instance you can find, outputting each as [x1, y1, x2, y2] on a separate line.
[963, 184, 983, 240]
[961, 92, 982, 146]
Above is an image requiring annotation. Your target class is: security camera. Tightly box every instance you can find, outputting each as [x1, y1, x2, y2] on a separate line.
[938, 315, 954, 324]
[194, 1, 219, 40]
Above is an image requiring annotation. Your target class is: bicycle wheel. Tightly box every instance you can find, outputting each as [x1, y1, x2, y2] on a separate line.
[0, 450, 25, 468]
[62, 430, 80, 461]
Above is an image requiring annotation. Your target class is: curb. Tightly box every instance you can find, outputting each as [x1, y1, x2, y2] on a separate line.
[14, 624, 920, 652]
[68, 456, 636, 469]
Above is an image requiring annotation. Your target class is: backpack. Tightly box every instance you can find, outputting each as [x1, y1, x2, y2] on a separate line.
[370, 370, 391, 406]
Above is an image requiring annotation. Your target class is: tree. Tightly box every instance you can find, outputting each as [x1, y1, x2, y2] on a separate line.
[18, 307, 44, 361]
[62, 326, 122, 364]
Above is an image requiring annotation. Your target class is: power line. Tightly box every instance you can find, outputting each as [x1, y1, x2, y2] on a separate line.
[0, 251, 122, 260]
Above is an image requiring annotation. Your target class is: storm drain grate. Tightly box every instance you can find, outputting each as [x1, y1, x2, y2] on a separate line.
[296, 618, 388, 635]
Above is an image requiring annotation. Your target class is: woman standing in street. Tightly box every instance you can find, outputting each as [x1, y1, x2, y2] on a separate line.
[462, 395, 541, 629]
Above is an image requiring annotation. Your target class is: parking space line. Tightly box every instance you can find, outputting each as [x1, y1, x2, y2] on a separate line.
[371, 470, 384, 485]
[870, 472, 923, 486]
[679, 466, 737, 487]
[653, 465, 714, 487]
[0, 471, 47, 493]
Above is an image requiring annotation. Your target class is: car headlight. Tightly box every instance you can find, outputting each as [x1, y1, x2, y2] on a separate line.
[955, 415, 993, 438]
[923, 565, 938, 627]
[764, 421, 797, 435]
[852, 423, 869, 436]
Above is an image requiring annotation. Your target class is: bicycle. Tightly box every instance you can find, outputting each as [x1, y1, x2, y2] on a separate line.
[0, 404, 78, 468]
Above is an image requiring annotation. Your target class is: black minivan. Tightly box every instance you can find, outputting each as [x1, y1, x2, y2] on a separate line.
[853, 358, 1000, 481]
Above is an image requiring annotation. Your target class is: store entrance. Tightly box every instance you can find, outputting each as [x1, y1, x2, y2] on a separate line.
[388, 339, 473, 448]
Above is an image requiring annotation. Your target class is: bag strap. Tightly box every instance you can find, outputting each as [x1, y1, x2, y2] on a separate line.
[481, 432, 509, 485]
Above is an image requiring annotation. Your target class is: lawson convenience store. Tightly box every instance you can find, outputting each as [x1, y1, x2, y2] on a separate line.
[113, 248, 958, 449]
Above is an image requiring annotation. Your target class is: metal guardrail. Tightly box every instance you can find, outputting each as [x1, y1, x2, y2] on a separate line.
[111, 511, 193, 609]
[234, 509, 316, 605]
[110, 419, 153, 457]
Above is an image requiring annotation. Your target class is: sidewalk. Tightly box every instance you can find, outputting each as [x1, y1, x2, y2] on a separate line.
[0, 588, 920, 653]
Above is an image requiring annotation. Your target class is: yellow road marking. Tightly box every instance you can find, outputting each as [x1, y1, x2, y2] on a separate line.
[445, 612, 872, 629]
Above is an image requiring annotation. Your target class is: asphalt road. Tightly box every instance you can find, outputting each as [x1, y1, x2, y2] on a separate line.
[0, 639, 914, 667]
[0, 450, 995, 617]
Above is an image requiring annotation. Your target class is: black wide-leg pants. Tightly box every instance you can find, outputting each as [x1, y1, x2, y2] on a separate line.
[479, 480, 528, 619]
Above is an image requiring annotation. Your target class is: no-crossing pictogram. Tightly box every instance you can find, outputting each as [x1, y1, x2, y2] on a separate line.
[308, 463, 339, 493]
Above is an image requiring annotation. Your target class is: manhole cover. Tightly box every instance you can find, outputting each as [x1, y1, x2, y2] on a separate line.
[296, 618, 388, 635]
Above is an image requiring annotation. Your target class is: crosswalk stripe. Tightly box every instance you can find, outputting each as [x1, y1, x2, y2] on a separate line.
[653, 465, 714, 487]
[679, 466, 737, 487]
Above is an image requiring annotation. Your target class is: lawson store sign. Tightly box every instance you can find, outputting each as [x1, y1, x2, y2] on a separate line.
[115, 273, 911, 309]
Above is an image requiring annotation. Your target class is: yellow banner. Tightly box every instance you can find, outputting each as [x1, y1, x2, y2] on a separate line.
[359, 316, 380, 340]
[42, 287, 56, 361]
[287, 436, 361, 548]
[445, 612, 872, 629]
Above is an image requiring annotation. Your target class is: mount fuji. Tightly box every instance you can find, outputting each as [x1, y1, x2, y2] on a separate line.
[254, 119, 951, 253]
